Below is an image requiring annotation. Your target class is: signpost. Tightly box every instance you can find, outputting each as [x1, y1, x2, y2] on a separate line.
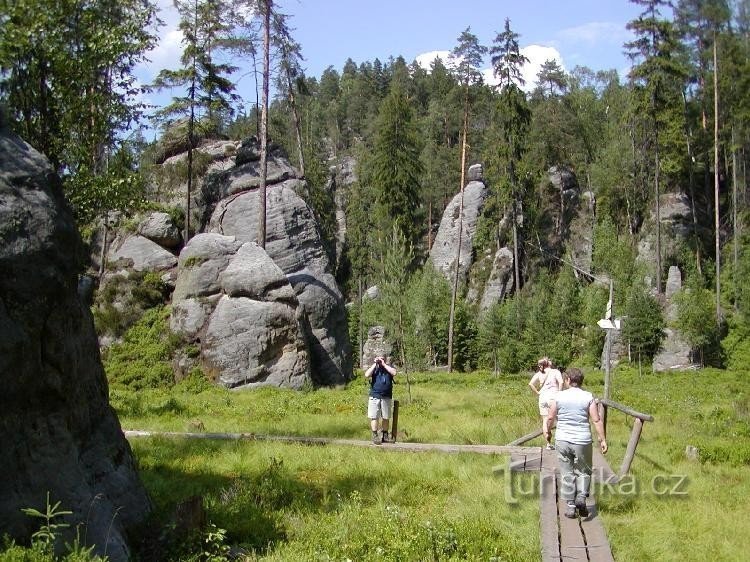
[598, 280, 621, 401]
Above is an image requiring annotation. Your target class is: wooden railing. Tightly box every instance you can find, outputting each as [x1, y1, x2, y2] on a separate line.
[598, 398, 654, 479]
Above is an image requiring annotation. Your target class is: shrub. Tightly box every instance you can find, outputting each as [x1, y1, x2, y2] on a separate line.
[102, 306, 179, 390]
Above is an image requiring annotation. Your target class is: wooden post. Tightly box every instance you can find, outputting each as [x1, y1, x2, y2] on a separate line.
[598, 401, 608, 439]
[618, 417, 644, 479]
[390, 400, 399, 443]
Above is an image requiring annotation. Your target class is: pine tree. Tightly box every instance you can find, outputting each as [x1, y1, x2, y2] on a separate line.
[447, 27, 487, 372]
[365, 83, 424, 257]
[625, 0, 690, 294]
[153, 0, 240, 241]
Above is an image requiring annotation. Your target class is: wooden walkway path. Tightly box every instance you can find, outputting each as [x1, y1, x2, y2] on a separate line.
[512, 447, 616, 561]
[126, 430, 616, 560]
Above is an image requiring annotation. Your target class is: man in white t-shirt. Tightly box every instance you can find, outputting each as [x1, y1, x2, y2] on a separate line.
[545, 368, 608, 519]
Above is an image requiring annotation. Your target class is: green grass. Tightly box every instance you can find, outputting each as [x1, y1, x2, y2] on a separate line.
[114, 368, 750, 561]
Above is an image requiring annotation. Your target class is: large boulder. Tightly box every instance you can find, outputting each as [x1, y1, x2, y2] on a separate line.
[0, 128, 150, 560]
[206, 171, 352, 386]
[109, 234, 178, 272]
[430, 168, 489, 283]
[138, 211, 182, 249]
[171, 234, 311, 389]
[479, 247, 515, 313]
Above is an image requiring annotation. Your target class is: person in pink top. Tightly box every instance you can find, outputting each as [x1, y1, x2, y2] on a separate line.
[528, 357, 563, 449]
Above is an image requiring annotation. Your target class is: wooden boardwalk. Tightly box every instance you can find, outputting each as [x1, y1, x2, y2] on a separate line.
[126, 430, 615, 560]
[512, 447, 616, 561]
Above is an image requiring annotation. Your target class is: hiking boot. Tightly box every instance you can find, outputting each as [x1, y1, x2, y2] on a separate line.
[381, 431, 390, 443]
[575, 494, 589, 517]
[372, 431, 381, 445]
[564, 502, 577, 519]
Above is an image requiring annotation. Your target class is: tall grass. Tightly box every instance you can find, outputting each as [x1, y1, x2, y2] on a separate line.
[116, 367, 750, 561]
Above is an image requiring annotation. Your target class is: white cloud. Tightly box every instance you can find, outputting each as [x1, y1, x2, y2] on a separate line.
[415, 50, 453, 71]
[519, 45, 564, 90]
[417, 44, 564, 93]
[557, 22, 630, 46]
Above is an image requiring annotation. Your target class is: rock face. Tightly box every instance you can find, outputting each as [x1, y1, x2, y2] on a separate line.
[170, 234, 311, 389]
[636, 192, 694, 291]
[362, 326, 393, 367]
[0, 128, 150, 559]
[191, 139, 352, 386]
[430, 167, 489, 283]
[329, 155, 357, 271]
[138, 211, 182, 249]
[653, 266, 696, 371]
[109, 234, 178, 272]
[479, 247, 515, 312]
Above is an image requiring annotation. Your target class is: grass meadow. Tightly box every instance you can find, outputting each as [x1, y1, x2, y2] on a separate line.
[112, 368, 750, 561]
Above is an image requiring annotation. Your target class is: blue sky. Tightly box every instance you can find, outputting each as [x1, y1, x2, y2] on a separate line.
[138, 0, 643, 121]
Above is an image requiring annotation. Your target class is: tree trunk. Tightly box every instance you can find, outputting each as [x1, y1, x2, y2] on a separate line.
[258, 0, 271, 249]
[358, 277, 364, 368]
[286, 71, 305, 177]
[447, 90, 469, 374]
[733, 127, 739, 312]
[713, 36, 721, 323]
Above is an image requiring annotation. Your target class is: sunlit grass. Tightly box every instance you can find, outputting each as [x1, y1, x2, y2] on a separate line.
[118, 367, 750, 561]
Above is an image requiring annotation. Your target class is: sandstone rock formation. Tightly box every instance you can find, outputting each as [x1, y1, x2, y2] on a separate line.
[430, 164, 489, 283]
[190, 139, 352, 386]
[636, 192, 694, 291]
[170, 234, 311, 389]
[653, 266, 696, 371]
[0, 127, 150, 560]
[138, 211, 182, 249]
[362, 326, 394, 368]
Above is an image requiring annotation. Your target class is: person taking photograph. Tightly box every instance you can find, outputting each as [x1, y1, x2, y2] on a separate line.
[364, 356, 396, 444]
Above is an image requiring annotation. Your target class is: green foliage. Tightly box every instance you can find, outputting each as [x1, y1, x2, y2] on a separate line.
[20, 493, 72, 554]
[361, 83, 424, 252]
[102, 306, 180, 390]
[673, 277, 719, 365]
[622, 283, 665, 363]
[93, 272, 170, 339]
[721, 317, 750, 370]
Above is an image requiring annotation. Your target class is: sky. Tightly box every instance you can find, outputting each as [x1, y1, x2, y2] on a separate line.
[137, 0, 643, 122]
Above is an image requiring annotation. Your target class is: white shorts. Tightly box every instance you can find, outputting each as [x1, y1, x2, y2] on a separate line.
[367, 396, 393, 420]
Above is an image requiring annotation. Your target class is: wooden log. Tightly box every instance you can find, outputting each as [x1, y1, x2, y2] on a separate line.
[599, 398, 654, 422]
[123, 430, 538, 456]
[618, 417, 644, 478]
[507, 428, 544, 446]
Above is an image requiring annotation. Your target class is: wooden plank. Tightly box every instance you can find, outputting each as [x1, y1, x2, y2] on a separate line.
[557, 489, 588, 561]
[510, 453, 527, 472]
[123, 430, 538, 456]
[539, 467, 560, 562]
[579, 503, 615, 562]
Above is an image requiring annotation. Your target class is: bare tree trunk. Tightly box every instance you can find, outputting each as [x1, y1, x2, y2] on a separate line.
[427, 200, 433, 251]
[732, 126, 740, 312]
[258, 0, 271, 249]
[358, 277, 364, 368]
[683, 90, 702, 275]
[186, 0, 198, 243]
[654, 145, 661, 294]
[714, 37, 721, 323]
[286, 71, 305, 177]
[447, 93, 469, 373]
